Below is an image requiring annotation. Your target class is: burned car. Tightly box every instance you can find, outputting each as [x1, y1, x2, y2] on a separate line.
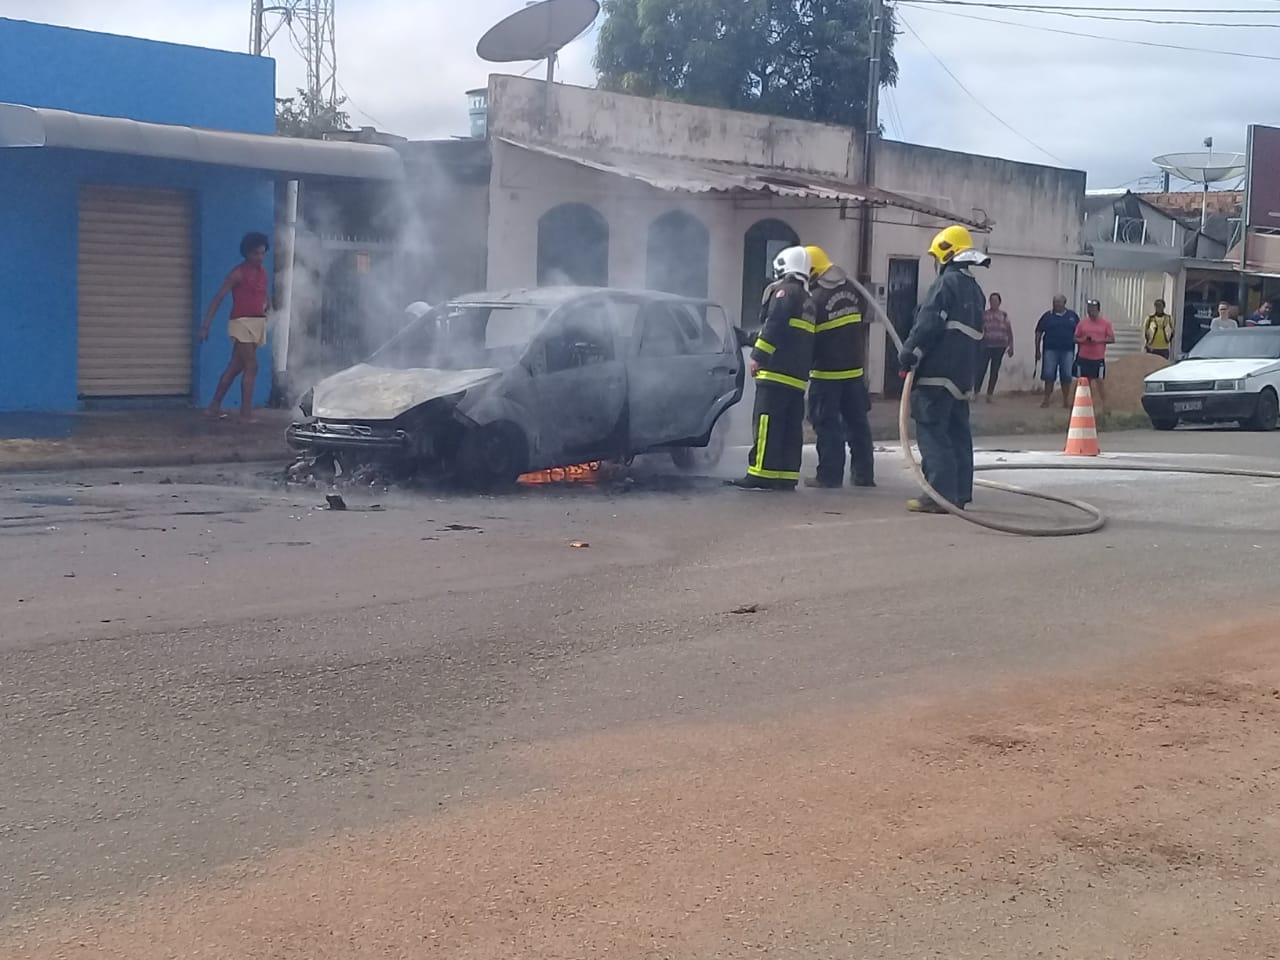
[287, 287, 745, 487]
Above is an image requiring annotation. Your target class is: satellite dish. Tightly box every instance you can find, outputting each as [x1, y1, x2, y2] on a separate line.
[1152, 152, 1247, 185]
[477, 0, 600, 65]
[1153, 148, 1247, 232]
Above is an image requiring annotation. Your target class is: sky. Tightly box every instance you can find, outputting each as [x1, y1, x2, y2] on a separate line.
[2, 0, 1275, 189]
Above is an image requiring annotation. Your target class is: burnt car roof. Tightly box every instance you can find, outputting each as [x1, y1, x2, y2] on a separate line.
[448, 286, 715, 309]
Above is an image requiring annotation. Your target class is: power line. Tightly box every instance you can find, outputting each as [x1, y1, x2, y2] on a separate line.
[902, 0, 1280, 27]
[905, 1, 1280, 12]
[898, 13, 1066, 165]
[336, 79, 388, 129]
[898, 3, 1280, 60]
[885, 86, 908, 139]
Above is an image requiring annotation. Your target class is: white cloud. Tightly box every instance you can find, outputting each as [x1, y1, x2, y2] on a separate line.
[7, 0, 1275, 186]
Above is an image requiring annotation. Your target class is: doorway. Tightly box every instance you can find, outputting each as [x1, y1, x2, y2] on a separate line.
[741, 218, 799, 332]
[537, 203, 609, 287]
[646, 211, 709, 298]
[882, 257, 920, 398]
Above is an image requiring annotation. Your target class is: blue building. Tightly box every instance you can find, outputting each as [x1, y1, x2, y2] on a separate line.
[0, 18, 401, 412]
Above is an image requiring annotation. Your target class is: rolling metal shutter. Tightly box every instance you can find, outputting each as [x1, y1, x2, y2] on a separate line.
[78, 186, 194, 397]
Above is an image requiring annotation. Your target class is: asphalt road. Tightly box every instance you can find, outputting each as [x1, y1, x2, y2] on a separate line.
[3, 427, 1280, 947]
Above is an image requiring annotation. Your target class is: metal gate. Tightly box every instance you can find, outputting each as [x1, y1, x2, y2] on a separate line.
[77, 186, 193, 397]
[290, 232, 399, 376]
[1062, 263, 1164, 358]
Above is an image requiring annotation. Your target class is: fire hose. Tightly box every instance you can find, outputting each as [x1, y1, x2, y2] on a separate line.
[846, 276, 1280, 537]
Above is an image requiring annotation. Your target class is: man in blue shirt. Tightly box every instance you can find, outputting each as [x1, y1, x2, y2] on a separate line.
[1035, 294, 1080, 408]
[1247, 300, 1275, 326]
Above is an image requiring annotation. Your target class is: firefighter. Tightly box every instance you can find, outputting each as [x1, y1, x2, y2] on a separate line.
[898, 224, 990, 514]
[803, 245, 875, 489]
[730, 246, 815, 491]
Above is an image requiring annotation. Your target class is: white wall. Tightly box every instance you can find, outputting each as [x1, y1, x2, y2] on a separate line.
[865, 140, 1087, 391]
[487, 75, 863, 177]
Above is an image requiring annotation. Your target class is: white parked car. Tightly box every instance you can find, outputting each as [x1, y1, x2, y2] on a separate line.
[1142, 327, 1280, 431]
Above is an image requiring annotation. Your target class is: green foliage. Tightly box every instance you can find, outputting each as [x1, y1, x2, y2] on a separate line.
[275, 88, 351, 139]
[594, 0, 897, 129]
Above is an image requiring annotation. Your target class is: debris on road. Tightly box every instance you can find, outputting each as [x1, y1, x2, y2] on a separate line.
[325, 494, 347, 511]
[731, 603, 761, 615]
[441, 523, 482, 532]
[570, 541, 590, 549]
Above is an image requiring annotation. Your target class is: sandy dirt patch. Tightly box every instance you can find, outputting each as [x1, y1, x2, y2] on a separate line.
[5, 620, 1280, 959]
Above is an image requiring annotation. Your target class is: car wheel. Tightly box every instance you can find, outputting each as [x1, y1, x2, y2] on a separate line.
[455, 422, 527, 490]
[670, 412, 731, 472]
[1248, 388, 1280, 431]
[1150, 417, 1178, 432]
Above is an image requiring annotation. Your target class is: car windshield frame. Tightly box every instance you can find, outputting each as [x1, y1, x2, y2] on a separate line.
[368, 300, 549, 371]
[1187, 329, 1280, 361]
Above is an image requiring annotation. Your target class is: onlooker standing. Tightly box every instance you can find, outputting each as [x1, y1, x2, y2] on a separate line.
[1143, 298, 1175, 359]
[976, 292, 1013, 402]
[1247, 300, 1276, 326]
[1208, 301, 1238, 332]
[1074, 299, 1115, 413]
[1035, 294, 1079, 409]
[200, 232, 271, 423]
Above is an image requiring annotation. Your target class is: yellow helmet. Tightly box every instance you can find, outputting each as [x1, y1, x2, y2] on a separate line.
[804, 245, 833, 278]
[928, 224, 974, 264]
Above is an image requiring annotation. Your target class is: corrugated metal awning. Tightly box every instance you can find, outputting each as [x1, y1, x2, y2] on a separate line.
[0, 103, 403, 181]
[498, 137, 983, 227]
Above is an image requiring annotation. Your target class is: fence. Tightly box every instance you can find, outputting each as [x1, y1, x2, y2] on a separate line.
[1058, 262, 1172, 357]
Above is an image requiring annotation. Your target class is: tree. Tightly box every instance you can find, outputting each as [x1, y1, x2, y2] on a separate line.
[275, 88, 351, 139]
[594, 0, 897, 130]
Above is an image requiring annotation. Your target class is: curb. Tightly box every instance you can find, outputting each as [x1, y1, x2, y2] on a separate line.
[0, 447, 290, 476]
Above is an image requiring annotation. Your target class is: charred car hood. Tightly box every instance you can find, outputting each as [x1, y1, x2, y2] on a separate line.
[311, 364, 502, 421]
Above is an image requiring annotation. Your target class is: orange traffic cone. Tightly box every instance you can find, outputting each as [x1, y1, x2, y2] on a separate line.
[1064, 377, 1100, 456]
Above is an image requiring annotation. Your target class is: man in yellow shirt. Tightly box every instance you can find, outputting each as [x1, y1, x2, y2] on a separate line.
[1144, 299, 1175, 359]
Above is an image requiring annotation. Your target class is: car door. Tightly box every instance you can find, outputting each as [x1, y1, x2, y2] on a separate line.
[628, 300, 737, 450]
[528, 297, 628, 460]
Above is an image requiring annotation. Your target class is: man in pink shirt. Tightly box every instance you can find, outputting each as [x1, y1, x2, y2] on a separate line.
[1074, 298, 1115, 412]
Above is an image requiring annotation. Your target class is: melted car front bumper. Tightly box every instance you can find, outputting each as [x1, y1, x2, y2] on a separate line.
[287, 419, 411, 453]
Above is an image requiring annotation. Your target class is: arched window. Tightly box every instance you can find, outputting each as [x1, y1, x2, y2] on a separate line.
[645, 210, 710, 299]
[741, 218, 800, 330]
[536, 203, 609, 287]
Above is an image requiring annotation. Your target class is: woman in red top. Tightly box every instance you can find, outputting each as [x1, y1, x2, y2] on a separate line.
[1074, 298, 1116, 413]
[200, 232, 271, 422]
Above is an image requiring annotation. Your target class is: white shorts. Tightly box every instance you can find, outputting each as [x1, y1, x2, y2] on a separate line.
[228, 316, 267, 347]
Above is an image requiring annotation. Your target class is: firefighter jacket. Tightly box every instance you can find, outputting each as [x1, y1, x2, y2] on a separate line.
[755, 279, 780, 330]
[809, 267, 867, 381]
[901, 263, 986, 399]
[751, 277, 815, 392]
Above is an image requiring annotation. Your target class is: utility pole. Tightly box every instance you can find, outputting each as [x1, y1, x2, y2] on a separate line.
[251, 0, 266, 55]
[856, 0, 884, 285]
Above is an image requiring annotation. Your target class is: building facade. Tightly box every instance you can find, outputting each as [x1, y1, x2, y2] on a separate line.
[429, 75, 1088, 396]
[1082, 188, 1280, 356]
[0, 18, 399, 413]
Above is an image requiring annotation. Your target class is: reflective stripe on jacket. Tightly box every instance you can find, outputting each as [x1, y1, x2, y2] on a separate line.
[751, 277, 815, 391]
[902, 264, 986, 399]
[809, 269, 866, 380]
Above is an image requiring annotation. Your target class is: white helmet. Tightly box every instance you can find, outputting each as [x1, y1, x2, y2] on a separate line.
[772, 246, 812, 282]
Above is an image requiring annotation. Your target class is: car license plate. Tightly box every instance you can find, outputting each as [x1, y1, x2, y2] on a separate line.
[1173, 399, 1204, 413]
